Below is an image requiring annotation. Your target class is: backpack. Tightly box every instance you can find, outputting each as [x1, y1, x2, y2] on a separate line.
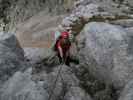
[51, 31, 61, 50]
[54, 31, 61, 41]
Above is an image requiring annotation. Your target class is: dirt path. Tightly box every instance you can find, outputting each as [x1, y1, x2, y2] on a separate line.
[15, 11, 65, 48]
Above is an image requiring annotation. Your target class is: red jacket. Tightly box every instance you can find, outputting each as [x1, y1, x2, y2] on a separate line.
[56, 31, 71, 55]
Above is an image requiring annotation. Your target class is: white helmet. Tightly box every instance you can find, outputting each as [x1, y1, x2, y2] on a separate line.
[58, 25, 65, 32]
[65, 27, 72, 31]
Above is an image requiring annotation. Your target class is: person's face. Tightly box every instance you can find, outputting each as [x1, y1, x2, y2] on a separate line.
[66, 29, 70, 32]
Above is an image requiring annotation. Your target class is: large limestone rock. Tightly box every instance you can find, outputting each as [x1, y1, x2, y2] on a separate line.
[64, 87, 92, 100]
[0, 68, 49, 100]
[78, 22, 133, 89]
[118, 80, 133, 100]
[0, 32, 25, 83]
[32, 65, 92, 100]
[0, 65, 92, 100]
[0, 32, 24, 60]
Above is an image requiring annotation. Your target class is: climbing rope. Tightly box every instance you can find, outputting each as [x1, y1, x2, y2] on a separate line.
[48, 56, 67, 100]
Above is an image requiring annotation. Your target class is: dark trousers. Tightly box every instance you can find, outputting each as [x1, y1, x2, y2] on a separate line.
[57, 52, 70, 66]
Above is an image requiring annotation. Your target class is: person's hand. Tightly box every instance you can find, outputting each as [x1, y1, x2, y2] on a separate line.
[61, 58, 65, 63]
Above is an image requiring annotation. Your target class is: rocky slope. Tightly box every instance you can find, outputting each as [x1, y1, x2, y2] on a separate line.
[0, 65, 92, 100]
[15, 0, 133, 62]
[0, 0, 76, 31]
[1, 0, 133, 100]
[0, 32, 92, 100]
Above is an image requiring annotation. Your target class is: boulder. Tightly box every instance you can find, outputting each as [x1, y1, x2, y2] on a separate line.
[0, 32, 24, 60]
[0, 68, 49, 100]
[0, 65, 92, 100]
[118, 80, 133, 100]
[78, 22, 133, 89]
[32, 65, 92, 100]
[0, 32, 25, 83]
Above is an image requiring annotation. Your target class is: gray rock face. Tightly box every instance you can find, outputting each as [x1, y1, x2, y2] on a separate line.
[64, 87, 92, 100]
[0, 32, 24, 60]
[61, 0, 133, 37]
[111, 19, 133, 28]
[0, 65, 92, 100]
[125, 27, 133, 36]
[0, 32, 25, 82]
[0, 32, 91, 100]
[1, 0, 133, 100]
[0, 68, 49, 100]
[118, 80, 133, 100]
[24, 48, 52, 64]
[78, 22, 133, 89]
